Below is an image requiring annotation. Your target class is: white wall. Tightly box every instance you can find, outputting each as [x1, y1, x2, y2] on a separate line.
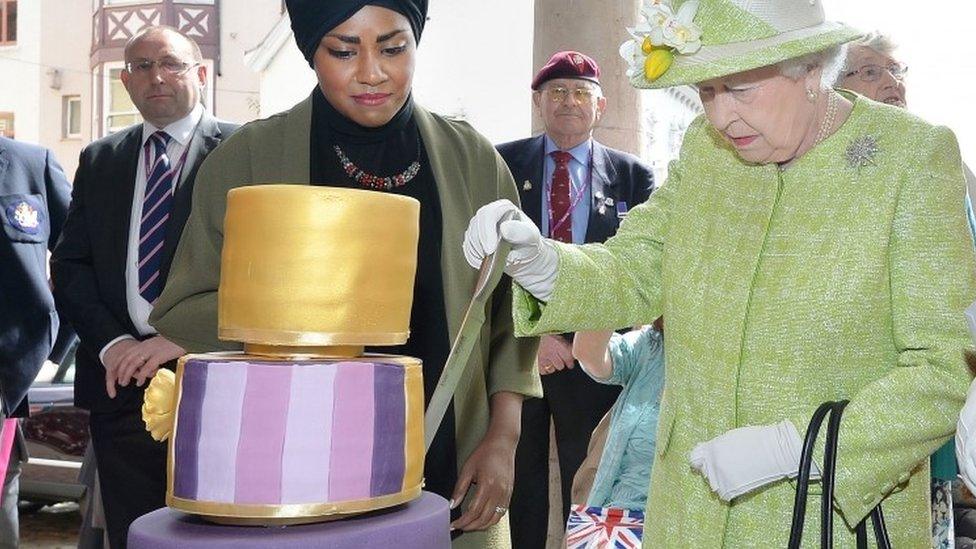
[413, 0, 535, 144]
[39, 0, 92, 176]
[823, 0, 976, 157]
[0, 1, 42, 142]
[216, 0, 283, 123]
[257, 38, 317, 117]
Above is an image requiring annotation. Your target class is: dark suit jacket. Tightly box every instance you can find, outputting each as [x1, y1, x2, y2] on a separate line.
[497, 134, 654, 244]
[51, 114, 237, 413]
[0, 137, 71, 418]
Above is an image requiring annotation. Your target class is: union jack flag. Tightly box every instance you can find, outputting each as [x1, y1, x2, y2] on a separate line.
[565, 504, 644, 548]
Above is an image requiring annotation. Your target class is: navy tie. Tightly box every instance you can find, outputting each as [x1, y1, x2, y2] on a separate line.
[138, 131, 175, 304]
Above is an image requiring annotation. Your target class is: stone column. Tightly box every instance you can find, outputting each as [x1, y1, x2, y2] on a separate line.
[532, 0, 644, 155]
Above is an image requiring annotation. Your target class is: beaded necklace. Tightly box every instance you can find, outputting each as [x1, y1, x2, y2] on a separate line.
[333, 136, 422, 191]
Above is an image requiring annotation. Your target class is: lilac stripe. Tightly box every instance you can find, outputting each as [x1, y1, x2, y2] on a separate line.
[234, 364, 293, 504]
[195, 362, 248, 503]
[148, 162, 178, 187]
[280, 365, 336, 504]
[143, 167, 169, 199]
[173, 363, 208, 499]
[139, 213, 169, 246]
[140, 188, 173, 223]
[328, 363, 375, 501]
[144, 163, 175, 195]
[371, 363, 405, 496]
[138, 269, 160, 294]
[139, 241, 163, 269]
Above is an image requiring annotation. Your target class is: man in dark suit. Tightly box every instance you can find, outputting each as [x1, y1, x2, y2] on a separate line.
[51, 26, 237, 548]
[0, 137, 71, 546]
[496, 51, 654, 548]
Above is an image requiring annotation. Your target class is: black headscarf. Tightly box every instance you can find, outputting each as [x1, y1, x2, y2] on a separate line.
[286, 0, 428, 67]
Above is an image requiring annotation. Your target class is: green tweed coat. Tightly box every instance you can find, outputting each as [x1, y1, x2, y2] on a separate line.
[150, 95, 542, 549]
[514, 95, 976, 547]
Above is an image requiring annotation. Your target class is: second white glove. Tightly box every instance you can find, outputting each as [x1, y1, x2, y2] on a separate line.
[462, 199, 559, 301]
[690, 420, 816, 501]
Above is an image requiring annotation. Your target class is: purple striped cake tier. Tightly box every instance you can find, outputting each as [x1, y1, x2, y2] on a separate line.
[166, 354, 424, 524]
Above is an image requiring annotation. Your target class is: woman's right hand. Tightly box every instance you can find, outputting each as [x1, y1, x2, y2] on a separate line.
[463, 199, 559, 301]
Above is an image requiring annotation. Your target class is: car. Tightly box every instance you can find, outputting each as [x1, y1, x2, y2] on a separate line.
[19, 337, 88, 506]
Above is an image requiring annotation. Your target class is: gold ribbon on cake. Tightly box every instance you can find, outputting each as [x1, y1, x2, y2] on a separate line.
[168, 485, 424, 526]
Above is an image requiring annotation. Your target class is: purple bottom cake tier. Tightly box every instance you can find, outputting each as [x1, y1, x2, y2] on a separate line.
[128, 491, 450, 549]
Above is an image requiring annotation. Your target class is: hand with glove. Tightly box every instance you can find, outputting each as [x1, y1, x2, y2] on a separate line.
[463, 199, 559, 302]
[691, 420, 818, 501]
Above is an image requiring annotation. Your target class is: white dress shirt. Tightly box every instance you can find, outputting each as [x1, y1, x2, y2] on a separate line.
[99, 104, 203, 364]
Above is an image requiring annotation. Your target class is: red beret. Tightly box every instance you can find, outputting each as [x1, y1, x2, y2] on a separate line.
[531, 51, 601, 90]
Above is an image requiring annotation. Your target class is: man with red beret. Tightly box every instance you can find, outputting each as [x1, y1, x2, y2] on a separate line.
[496, 50, 654, 548]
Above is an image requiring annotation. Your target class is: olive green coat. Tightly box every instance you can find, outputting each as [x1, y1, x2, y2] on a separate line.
[514, 96, 976, 547]
[150, 95, 542, 549]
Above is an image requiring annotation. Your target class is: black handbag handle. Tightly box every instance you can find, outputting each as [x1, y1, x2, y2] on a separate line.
[787, 401, 892, 549]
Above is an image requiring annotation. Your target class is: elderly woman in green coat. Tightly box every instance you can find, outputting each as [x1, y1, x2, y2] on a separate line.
[465, 0, 976, 547]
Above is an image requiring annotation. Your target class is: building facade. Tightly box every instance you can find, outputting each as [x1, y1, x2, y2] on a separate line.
[0, 0, 280, 175]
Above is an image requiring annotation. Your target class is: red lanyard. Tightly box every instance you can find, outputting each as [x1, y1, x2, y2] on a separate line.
[546, 142, 593, 239]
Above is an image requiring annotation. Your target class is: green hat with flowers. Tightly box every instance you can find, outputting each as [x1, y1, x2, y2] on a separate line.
[620, 0, 862, 89]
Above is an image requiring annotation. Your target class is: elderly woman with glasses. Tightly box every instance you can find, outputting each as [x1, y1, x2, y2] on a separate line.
[836, 31, 976, 234]
[464, 0, 976, 547]
[837, 32, 908, 108]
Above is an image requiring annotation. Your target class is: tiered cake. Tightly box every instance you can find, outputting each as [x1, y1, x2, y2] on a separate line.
[136, 186, 449, 546]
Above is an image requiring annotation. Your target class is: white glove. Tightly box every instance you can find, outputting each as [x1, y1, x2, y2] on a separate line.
[956, 377, 976, 495]
[690, 420, 818, 501]
[462, 199, 559, 301]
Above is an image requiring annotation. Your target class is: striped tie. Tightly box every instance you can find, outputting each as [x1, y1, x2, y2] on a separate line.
[138, 131, 175, 304]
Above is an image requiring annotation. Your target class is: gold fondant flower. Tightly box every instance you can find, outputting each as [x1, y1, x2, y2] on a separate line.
[142, 369, 177, 442]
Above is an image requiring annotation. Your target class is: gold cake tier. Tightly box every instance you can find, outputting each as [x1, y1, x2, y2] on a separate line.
[218, 185, 419, 347]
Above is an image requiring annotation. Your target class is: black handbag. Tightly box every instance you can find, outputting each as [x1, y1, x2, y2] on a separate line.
[787, 401, 893, 549]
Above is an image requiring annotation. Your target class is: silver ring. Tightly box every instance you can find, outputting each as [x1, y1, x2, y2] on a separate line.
[494, 505, 507, 515]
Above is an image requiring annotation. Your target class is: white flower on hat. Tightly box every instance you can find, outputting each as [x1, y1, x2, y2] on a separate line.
[644, 0, 701, 53]
[620, 0, 702, 82]
[619, 38, 645, 79]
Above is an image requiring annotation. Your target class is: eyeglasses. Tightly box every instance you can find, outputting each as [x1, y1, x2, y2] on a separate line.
[542, 86, 599, 104]
[125, 59, 199, 76]
[844, 62, 908, 83]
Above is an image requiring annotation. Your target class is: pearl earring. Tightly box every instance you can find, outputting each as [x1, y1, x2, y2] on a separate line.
[806, 88, 818, 102]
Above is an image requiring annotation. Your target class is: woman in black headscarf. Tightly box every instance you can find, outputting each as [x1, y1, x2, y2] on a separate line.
[151, 1, 541, 546]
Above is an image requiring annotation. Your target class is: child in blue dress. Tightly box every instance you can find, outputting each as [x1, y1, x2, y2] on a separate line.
[571, 324, 665, 511]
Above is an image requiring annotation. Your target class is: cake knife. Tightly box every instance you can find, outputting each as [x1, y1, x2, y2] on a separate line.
[424, 215, 515, 452]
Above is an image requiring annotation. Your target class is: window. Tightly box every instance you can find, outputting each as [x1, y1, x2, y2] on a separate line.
[0, 0, 16, 45]
[63, 96, 82, 139]
[0, 112, 13, 138]
[105, 67, 141, 133]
